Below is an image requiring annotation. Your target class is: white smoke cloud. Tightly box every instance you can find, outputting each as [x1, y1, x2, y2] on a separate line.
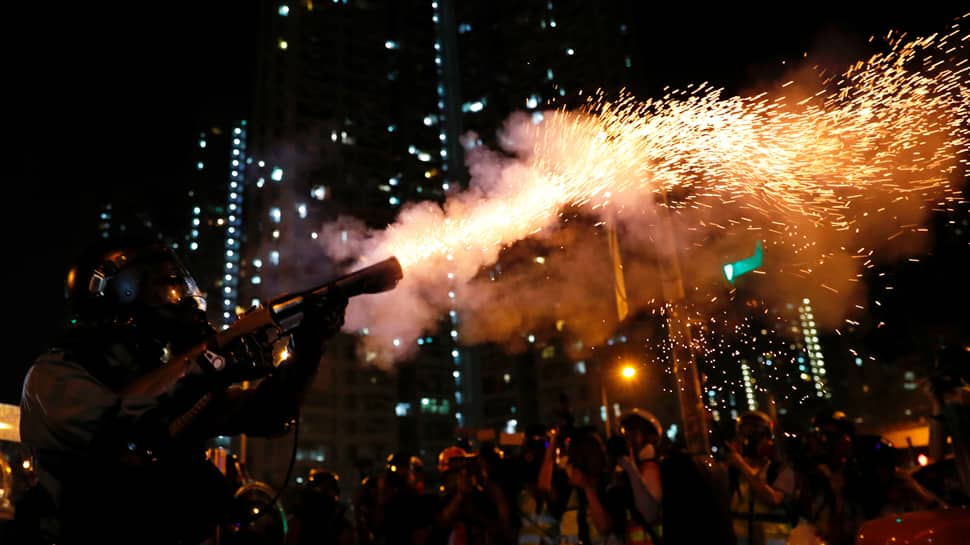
[308, 19, 968, 370]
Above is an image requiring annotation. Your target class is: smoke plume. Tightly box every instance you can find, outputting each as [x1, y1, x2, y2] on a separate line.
[312, 17, 968, 370]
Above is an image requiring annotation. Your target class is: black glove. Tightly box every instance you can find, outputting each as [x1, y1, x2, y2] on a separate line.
[220, 332, 275, 382]
[292, 290, 349, 348]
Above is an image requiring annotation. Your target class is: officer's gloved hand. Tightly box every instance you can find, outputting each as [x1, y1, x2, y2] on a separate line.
[291, 290, 349, 355]
[187, 332, 273, 386]
[221, 332, 275, 381]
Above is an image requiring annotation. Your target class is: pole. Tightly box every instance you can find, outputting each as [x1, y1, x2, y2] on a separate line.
[240, 380, 250, 464]
[656, 188, 711, 456]
[601, 367, 612, 438]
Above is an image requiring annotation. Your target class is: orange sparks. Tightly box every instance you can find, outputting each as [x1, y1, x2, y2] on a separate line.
[375, 18, 969, 272]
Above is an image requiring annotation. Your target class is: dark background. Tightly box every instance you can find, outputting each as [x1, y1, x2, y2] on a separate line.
[5, 3, 965, 403]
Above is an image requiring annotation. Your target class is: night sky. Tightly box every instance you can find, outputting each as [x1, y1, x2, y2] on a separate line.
[5, 3, 966, 404]
[7, 3, 258, 402]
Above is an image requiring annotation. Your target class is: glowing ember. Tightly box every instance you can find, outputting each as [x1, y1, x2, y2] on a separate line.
[377, 19, 967, 271]
[326, 15, 969, 365]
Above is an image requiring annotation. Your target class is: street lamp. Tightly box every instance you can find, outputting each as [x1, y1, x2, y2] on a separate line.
[601, 362, 638, 437]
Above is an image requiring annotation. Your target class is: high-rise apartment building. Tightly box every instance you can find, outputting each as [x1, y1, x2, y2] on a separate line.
[231, 0, 650, 479]
[241, 0, 453, 478]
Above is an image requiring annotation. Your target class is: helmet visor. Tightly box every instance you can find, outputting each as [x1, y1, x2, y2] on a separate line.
[139, 257, 206, 312]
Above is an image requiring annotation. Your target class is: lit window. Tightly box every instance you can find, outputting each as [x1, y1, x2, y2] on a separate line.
[271, 167, 284, 181]
[566, 47, 574, 55]
[270, 207, 281, 223]
[395, 403, 411, 416]
[278, 5, 289, 16]
[297, 203, 307, 218]
[270, 251, 280, 265]
[385, 40, 399, 50]
[278, 39, 288, 50]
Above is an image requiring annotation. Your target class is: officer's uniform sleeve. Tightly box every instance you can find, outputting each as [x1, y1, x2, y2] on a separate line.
[19, 355, 155, 457]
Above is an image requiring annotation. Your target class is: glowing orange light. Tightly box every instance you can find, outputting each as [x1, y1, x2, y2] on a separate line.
[621, 365, 637, 380]
[917, 453, 929, 466]
[377, 20, 968, 272]
[342, 17, 970, 367]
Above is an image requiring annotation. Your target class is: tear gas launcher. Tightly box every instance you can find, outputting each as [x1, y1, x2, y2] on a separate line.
[122, 256, 403, 397]
[227, 255, 403, 342]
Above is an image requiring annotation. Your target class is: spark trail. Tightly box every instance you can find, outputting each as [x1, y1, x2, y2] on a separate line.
[326, 14, 969, 366]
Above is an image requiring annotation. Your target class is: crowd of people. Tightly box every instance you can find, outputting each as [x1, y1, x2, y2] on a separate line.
[280, 404, 957, 545]
[5, 232, 966, 545]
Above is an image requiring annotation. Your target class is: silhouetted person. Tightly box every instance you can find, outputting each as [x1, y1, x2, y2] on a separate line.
[14, 234, 348, 544]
